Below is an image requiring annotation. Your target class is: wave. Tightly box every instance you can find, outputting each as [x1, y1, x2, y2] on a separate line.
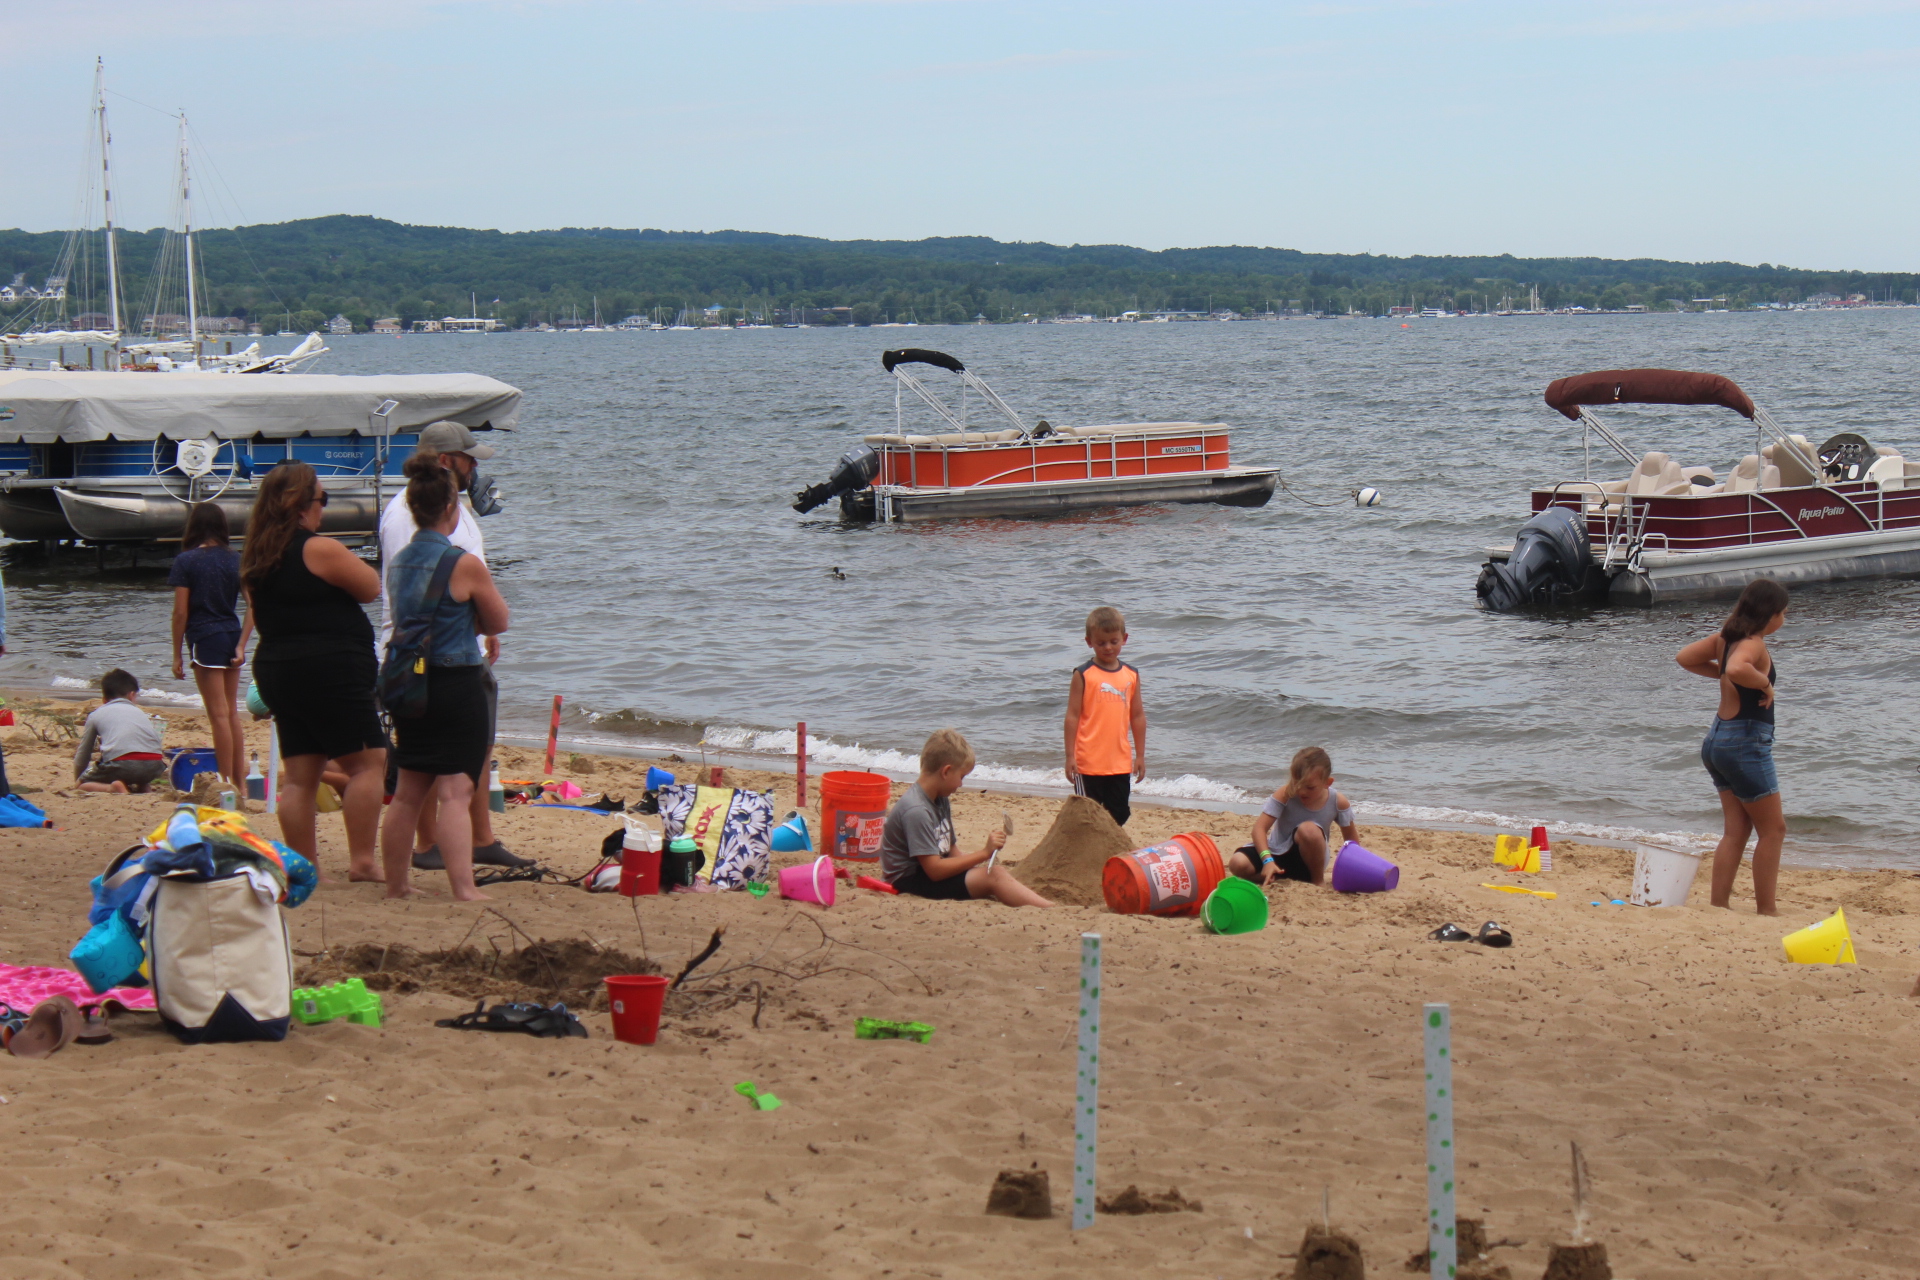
[1355, 800, 1716, 855]
[50, 675, 204, 708]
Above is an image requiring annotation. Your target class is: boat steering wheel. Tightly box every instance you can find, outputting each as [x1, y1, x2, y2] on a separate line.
[152, 437, 242, 505]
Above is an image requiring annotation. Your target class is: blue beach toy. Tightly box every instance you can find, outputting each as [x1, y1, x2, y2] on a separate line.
[770, 813, 812, 853]
[645, 765, 676, 791]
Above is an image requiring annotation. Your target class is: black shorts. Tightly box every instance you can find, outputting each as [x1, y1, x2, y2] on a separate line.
[189, 627, 242, 669]
[891, 864, 975, 901]
[393, 664, 490, 784]
[1075, 772, 1131, 827]
[254, 649, 386, 762]
[1231, 843, 1314, 883]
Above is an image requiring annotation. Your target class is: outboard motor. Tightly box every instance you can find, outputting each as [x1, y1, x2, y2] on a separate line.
[468, 469, 504, 517]
[1476, 506, 1593, 611]
[792, 445, 880, 514]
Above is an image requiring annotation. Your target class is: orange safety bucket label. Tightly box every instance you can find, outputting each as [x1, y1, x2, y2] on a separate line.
[831, 810, 887, 860]
[1136, 841, 1199, 911]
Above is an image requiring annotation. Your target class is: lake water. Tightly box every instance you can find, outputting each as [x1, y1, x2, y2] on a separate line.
[5, 311, 1917, 865]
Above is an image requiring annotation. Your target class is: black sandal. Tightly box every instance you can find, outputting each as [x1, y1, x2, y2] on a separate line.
[1428, 923, 1473, 942]
[435, 1000, 589, 1038]
[1476, 921, 1514, 948]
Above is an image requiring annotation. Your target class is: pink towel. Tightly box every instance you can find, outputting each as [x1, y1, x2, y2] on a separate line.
[0, 962, 156, 1013]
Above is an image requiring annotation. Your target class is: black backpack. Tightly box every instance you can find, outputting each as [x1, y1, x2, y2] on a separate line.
[378, 545, 464, 720]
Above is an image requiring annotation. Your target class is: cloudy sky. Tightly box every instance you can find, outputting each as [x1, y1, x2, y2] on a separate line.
[6, 1, 1917, 268]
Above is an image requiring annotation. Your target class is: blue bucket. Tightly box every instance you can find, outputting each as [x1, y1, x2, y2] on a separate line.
[168, 748, 221, 793]
[645, 765, 676, 791]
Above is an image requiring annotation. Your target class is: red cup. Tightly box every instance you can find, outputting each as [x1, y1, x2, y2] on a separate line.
[606, 974, 670, 1045]
[1530, 824, 1550, 852]
[619, 846, 661, 897]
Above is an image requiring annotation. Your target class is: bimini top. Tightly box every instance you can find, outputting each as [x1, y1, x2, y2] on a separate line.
[882, 348, 965, 374]
[0, 371, 521, 444]
[1544, 369, 1756, 421]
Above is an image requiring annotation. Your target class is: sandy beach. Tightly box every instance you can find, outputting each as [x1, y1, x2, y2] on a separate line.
[2, 697, 1917, 1279]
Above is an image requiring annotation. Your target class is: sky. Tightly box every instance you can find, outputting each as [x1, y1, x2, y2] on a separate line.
[5, 0, 1918, 269]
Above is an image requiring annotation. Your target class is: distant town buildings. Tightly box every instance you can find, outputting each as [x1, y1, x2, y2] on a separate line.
[372, 317, 401, 334]
[328, 314, 354, 335]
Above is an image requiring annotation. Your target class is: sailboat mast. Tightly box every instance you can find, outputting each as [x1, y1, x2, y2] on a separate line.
[95, 60, 121, 340]
[179, 114, 199, 350]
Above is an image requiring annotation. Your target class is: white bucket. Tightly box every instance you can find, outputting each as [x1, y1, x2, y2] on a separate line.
[1629, 843, 1705, 908]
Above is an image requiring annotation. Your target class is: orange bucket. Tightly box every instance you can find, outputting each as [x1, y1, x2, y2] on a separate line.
[1102, 833, 1224, 916]
[820, 770, 892, 861]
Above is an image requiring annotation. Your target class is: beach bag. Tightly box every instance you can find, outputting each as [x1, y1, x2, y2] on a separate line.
[377, 544, 464, 720]
[147, 875, 294, 1043]
[657, 784, 775, 890]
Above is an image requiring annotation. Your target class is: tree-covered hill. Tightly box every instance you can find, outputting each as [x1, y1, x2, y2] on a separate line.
[2, 215, 1911, 331]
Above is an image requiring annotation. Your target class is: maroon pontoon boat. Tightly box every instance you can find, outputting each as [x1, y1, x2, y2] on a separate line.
[1478, 368, 1920, 606]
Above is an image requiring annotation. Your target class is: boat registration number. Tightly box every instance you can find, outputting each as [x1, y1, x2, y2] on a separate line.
[1159, 444, 1201, 455]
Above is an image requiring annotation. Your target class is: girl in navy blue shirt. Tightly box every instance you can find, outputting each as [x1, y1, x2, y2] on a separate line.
[170, 502, 251, 785]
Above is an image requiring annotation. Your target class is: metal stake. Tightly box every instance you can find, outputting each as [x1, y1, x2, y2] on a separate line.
[1073, 932, 1102, 1229]
[1425, 1003, 1456, 1279]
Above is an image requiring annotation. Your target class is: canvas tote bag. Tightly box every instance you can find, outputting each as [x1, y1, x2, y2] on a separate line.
[148, 875, 294, 1043]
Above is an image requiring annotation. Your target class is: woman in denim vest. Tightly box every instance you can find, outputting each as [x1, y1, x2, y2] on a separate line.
[379, 454, 510, 901]
[1676, 578, 1788, 916]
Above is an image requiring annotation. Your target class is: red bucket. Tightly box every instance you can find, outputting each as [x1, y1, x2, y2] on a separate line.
[820, 770, 891, 861]
[619, 847, 661, 897]
[605, 974, 670, 1045]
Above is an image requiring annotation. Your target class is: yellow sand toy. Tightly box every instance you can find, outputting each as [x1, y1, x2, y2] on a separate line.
[1480, 883, 1557, 899]
[1782, 907, 1856, 965]
[1493, 834, 1542, 874]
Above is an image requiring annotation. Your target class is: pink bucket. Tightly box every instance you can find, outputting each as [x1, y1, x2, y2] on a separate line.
[778, 856, 836, 906]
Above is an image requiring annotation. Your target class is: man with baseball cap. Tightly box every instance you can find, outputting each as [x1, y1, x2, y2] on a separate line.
[379, 420, 529, 870]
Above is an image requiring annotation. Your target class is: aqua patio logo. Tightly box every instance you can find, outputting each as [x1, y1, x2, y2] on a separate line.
[1796, 505, 1847, 521]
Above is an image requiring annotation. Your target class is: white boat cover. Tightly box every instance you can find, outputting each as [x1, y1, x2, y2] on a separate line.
[1, 330, 120, 346]
[0, 370, 521, 443]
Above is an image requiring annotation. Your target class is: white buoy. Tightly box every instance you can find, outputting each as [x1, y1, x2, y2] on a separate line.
[1356, 487, 1383, 506]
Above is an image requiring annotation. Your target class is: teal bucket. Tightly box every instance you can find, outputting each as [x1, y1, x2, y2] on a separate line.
[1203, 877, 1269, 935]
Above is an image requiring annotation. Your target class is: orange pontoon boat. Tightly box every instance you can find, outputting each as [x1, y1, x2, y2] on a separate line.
[792, 349, 1279, 522]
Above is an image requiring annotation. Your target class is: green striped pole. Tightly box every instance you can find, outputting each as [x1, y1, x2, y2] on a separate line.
[1072, 932, 1102, 1229]
[1425, 1003, 1456, 1279]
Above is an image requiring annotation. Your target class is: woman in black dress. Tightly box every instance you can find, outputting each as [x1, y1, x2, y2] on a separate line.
[242, 462, 387, 881]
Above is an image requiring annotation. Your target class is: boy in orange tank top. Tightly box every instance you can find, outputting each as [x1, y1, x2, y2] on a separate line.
[1064, 606, 1146, 827]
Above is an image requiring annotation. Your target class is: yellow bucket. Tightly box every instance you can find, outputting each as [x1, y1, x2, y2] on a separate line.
[1493, 834, 1540, 874]
[1782, 907, 1857, 965]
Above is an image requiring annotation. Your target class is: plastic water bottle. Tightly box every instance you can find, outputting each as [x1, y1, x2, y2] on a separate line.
[488, 760, 506, 814]
[245, 752, 265, 801]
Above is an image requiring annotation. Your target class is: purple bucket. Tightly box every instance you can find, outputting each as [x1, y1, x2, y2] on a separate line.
[1330, 840, 1399, 893]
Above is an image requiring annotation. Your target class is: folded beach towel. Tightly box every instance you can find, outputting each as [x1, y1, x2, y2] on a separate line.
[0, 962, 156, 1014]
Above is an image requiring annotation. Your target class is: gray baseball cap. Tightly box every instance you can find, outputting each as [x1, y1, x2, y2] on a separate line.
[414, 420, 496, 461]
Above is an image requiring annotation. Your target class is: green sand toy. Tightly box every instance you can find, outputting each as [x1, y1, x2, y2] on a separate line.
[734, 1080, 782, 1111]
[292, 977, 383, 1028]
[1203, 878, 1269, 935]
[854, 1017, 935, 1044]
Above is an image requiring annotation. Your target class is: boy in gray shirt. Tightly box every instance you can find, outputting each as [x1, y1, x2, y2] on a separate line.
[878, 729, 1052, 907]
[74, 669, 167, 793]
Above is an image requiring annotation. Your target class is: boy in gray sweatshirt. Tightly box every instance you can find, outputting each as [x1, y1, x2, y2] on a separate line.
[74, 669, 167, 793]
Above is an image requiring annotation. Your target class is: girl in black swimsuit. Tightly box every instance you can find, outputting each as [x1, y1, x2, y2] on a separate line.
[1676, 578, 1788, 915]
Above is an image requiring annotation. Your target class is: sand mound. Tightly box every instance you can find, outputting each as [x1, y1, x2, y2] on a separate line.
[1013, 796, 1137, 907]
[296, 939, 657, 1010]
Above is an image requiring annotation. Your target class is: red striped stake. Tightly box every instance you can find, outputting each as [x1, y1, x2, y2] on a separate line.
[709, 765, 724, 787]
[796, 720, 808, 807]
[543, 695, 562, 776]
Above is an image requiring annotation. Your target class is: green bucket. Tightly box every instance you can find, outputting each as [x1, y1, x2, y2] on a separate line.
[1203, 877, 1269, 935]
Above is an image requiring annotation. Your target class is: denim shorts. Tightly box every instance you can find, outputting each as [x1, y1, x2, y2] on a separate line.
[1701, 716, 1778, 802]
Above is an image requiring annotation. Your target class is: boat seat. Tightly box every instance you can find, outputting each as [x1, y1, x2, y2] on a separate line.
[1867, 453, 1917, 490]
[1681, 465, 1716, 484]
[1057, 422, 1224, 438]
[1724, 454, 1782, 494]
[864, 429, 1022, 446]
[1762, 434, 1820, 488]
[1625, 452, 1691, 497]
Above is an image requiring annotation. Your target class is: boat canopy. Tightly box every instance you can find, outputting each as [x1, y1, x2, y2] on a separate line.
[882, 348, 965, 374]
[0, 371, 521, 444]
[1544, 369, 1756, 421]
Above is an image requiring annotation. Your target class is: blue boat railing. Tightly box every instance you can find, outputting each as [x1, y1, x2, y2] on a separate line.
[11, 432, 422, 481]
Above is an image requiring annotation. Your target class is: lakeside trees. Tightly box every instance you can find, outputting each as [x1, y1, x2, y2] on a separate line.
[3, 215, 1915, 330]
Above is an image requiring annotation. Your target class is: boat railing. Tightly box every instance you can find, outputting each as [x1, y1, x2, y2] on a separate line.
[1544, 479, 1920, 557]
[880, 429, 1231, 489]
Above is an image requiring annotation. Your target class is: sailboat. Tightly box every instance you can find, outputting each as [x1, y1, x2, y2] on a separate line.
[0, 64, 522, 548]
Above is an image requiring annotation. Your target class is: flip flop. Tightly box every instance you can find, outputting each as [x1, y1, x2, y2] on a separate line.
[1428, 923, 1474, 942]
[76, 1008, 114, 1045]
[435, 1000, 589, 1039]
[4, 996, 84, 1059]
[1476, 921, 1514, 948]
